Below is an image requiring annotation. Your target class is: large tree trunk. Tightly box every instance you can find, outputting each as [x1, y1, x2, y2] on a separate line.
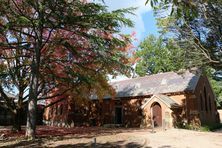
[26, 97, 37, 139]
[25, 10, 42, 139]
[12, 109, 22, 132]
[26, 62, 39, 140]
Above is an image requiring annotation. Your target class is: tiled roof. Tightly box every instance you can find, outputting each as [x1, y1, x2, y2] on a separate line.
[141, 94, 180, 109]
[155, 95, 180, 108]
[109, 71, 200, 98]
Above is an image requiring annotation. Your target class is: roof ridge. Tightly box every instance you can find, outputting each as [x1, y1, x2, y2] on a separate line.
[111, 71, 176, 84]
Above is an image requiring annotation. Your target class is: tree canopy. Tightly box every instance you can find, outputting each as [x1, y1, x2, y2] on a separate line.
[134, 35, 185, 76]
[147, 0, 222, 70]
[145, 0, 222, 107]
[0, 0, 134, 138]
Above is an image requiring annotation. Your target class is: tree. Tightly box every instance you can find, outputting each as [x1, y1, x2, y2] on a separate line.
[209, 76, 222, 108]
[146, 0, 222, 107]
[147, 0, 222, 70]
[146, 0, 215, 18]
[0, 43, 30, 131]
[0, 0, 134, 139]
[201, 67, 222, 108]
[134, 35, 185, 76]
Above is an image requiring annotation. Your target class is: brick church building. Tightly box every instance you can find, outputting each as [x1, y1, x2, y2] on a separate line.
[44, 70, 220, 128]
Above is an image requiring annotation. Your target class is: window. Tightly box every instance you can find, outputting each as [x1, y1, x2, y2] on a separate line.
[209, 95, 212, 112]
[55, 105, 58, 115]
[51, 106, 54, 117]
[73, 102, 80, 114]
[60, 105, 63, 115]
[48, 108, 51, 118]
[200, 94, 203, 111]
[204, 87, 208, 112]
[99, 106, 102, 116]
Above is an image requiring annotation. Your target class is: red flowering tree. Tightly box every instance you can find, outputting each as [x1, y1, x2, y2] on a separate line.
[0, 0, 134, 139]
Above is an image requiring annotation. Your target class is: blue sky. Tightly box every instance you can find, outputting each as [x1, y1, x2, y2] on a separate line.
[104, 0, 158, 46]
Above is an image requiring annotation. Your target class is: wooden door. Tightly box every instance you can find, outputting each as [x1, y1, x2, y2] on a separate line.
[115, 107, 122, 124]
[152, 102, 162, 127]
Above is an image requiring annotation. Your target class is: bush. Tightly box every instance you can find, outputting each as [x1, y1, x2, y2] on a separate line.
[200, 123, 222, 132]
[176, 122, 222, 132]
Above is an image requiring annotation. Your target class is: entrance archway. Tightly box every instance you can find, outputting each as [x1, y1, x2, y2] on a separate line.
[151, 102, 162, 127]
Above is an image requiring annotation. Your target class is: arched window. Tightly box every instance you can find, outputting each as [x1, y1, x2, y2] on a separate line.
[48, 108, 51, 118]
[200, 94, 203, 111]
[209, 95, 212, 112]
[55, 106, 58, 115]
[204, 87, 208, 112]
[51, 106, 54, 117]
[60, 105, 63, 115]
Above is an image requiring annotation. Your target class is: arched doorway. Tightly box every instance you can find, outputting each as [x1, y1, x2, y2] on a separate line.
[151, 102, 162, 127]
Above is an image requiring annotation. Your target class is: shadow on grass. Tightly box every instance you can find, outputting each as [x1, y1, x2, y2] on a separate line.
[0, 126, 151, 139]
[1, 139, 153, 148]
[0, 126, 153, 147]
[53, 140, 152, 148]
[1, 139, 44, 148]
[36, 126, 151, 138]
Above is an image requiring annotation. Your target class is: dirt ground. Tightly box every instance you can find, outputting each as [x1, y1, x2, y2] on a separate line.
[0, 126, 222, 148]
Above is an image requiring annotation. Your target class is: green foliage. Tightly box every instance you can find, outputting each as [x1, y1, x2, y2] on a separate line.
[148, 0, 222, 108]
[199, 126, 211, 132]
[209, 78, 222, 108]
[149, 0, 222, 70]
[0, 0, 135, 102]
[176, 122, 222, 132]
[183, 124, 199, 131]
[0, 0, 135, 137]
[204, 68, 222, 108]
[134, 35, 185, 76]
[199, 123, 222, 132]
[146, 0, 213, 18]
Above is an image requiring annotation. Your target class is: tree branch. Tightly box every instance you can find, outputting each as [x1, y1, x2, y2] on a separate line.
[38, 89, 70, 101]
[44, 97, 66, 109]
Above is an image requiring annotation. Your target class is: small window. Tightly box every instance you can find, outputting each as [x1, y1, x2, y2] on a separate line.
[209, 96, 212, 112]
[48, 108, 51, 118]
[214, 101, 217, 110]
[55, 105, 58, 115]
[74, 102, 80, 114]
[204, 87, 208, 112]
[51, 106, 54, 116]
[200, 94, 203, 110]
[3, 109, 7, 119]
[60, 105, 63, 115]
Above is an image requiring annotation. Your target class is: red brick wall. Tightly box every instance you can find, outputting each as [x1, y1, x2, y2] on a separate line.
[100, 98, 144, 127]
[44, 98, 69, 126]
[44, 98, 145, 127]
[194, 75, 219, 125]
[44, 75, 219, 127]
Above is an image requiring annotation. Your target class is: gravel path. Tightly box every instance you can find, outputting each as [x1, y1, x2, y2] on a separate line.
[43, 128, 222, 148]
[1, 127, 222, 147]
[145, 129, 222, 148]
